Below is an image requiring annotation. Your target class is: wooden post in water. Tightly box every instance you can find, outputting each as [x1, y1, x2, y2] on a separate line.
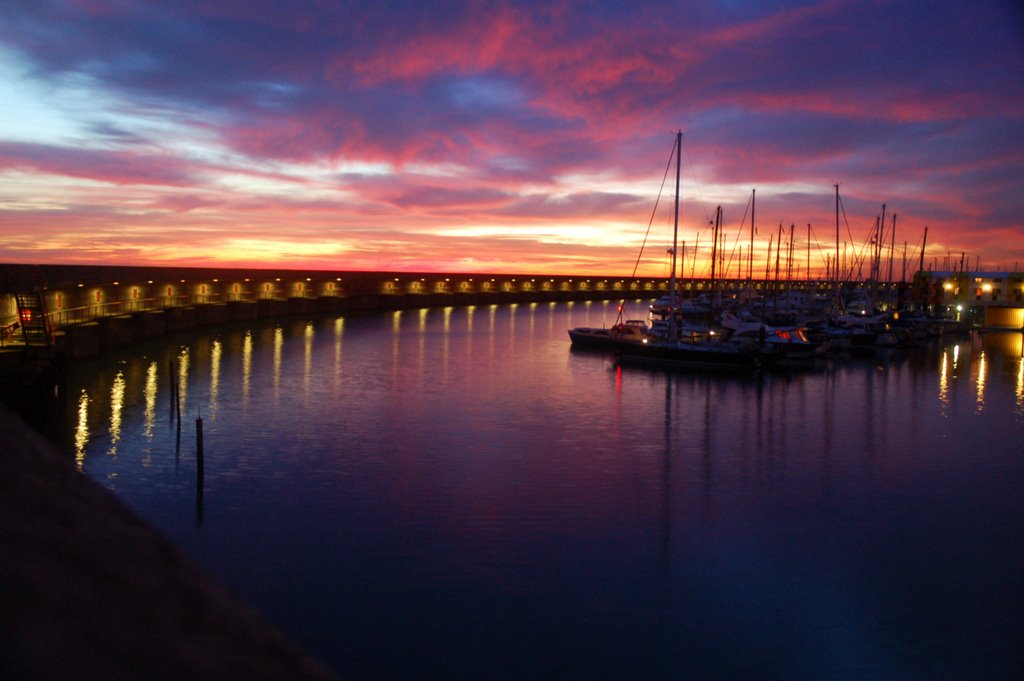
[168, 358, 177, 423]
[196, 412, 204, 462]
[172, 356, 182, 456]
[196, 411, 204, 524]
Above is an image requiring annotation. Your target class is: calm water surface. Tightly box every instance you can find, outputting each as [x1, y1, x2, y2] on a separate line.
[55, 301, 1024, 681]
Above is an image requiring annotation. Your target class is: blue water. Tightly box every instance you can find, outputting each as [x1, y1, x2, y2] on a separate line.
[59, 301, 1024, 680]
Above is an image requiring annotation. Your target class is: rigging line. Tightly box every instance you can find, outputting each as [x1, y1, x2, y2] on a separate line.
[678, 132, 714, 228]
[838, 192, 868, 281]
[616, 135, 677, 324]
[808, 223, 842, 278]
[903, 225, 929, 280]
[723, 207, 747, 280]
[911, 225, 928, 268]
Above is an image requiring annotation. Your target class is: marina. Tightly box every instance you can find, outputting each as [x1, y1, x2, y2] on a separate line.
[34, 299, 1024, 680]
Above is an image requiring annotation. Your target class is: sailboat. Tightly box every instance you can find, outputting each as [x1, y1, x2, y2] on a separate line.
[614, 131, 781, 370]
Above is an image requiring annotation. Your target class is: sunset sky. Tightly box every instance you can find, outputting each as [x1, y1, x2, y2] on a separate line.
[1, 0, 1022, 277]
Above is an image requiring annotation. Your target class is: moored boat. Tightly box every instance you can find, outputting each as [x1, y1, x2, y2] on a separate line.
[616, 331, 783, 370]
[568, 319, 655, 350]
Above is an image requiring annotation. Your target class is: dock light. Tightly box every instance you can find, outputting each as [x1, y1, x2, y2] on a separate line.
[943, 283, 953, 291]
[982, 283, 992, 292]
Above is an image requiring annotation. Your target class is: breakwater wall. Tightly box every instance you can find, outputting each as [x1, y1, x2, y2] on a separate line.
[0, 263, 694, 357]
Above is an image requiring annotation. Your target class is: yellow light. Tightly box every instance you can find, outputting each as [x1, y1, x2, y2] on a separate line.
[982, 283, 992, 292]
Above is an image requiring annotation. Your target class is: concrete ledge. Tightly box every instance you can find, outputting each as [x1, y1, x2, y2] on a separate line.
[287, 297, 317, 316]
[256, 298, 287, 319]
[0, 404, 339, 681]
[166, 306, 198, 332]
[196, 302, 228, 326]
[65, 322, 100, 359]
[98, 315, 134, 348]
[227, 300, 258, 321]
[317, 296, 347, 314]
[132, 310, 167, 339]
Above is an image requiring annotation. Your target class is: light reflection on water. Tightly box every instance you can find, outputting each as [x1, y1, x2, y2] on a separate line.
[56, 303, 1024, 681]
[73, 389, 88, 470]
[107, 371, 124, 457]
[209, 340, 221, 418]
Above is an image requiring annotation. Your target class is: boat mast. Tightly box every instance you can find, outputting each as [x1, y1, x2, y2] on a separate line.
[919, 225, 928, 274]
[834, 183, 841, 305]
[887, 212, 897, 308]
[749, 189, 755, 282]
[669, 130, 681, 338]
[710, 205, 721, 321]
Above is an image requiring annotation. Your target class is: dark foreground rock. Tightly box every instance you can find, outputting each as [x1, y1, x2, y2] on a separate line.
[0, 404, 339, 681]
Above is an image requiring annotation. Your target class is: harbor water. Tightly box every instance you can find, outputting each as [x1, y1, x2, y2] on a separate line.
[52, 300, 1024, 680]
